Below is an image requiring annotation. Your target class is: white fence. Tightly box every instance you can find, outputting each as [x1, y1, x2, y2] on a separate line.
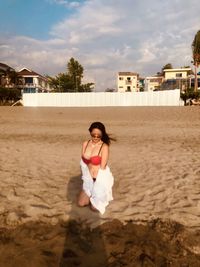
[22, 89, 183, 107]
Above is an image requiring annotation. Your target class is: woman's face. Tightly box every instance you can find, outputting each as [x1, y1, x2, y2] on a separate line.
[90, 128, 102, 143]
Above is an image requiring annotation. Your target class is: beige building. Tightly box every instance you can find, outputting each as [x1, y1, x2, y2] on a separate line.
[145, 68, 192, 91]
[118, 72, 139, 92]
[163, 68, 191, 80]
[145, 76, 163, 91]
[163, 68, 192, 91]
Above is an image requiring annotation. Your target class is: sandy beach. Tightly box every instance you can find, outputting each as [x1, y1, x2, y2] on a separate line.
[0, 106, 200, 266]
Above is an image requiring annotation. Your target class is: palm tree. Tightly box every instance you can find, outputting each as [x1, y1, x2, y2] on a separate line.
[192, 30, 200, 92]
[0, 68, 18, 88]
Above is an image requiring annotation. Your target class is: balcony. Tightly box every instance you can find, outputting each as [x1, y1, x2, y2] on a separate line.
[125, 80, 132, 85]
[18, 83, 35, 88]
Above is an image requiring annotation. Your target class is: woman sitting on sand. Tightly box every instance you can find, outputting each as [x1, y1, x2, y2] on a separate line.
[78, 122, 114, 214]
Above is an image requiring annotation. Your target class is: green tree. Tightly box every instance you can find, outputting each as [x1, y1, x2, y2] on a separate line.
[192, 30, 200, 92]
[47, 73, 74, 92]
[46, 75, 58, 91]
[58, 73, 74, 92]
[162, 63, 173, 74]
[0, 87, 21, 105]
[67, 57, 84, 91]
[7, 69, 19, 85]
[0, 67, 22, 89]
[79, 83, 94, 92]
[180, 88, 200, 105]
[48, 57, 93, 92]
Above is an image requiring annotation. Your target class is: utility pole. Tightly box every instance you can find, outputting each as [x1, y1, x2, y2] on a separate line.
[191, 59, 198, 92]
[75, 75, 79, 92]
[58, 75, 61, 92]
[194, 60, 198, 92]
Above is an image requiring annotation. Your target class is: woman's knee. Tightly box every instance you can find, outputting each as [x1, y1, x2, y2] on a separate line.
[77, 192, 90, 207]
[77, 199, 87, 207]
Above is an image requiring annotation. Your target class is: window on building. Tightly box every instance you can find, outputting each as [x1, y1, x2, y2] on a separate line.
[25, 77, 33, 84]
[176, 73, 182, 78]
[127, 77, 131, 81]
[119, 77, 123, 80]
[119, 86, 123, 88]
[126, 86, 131, 92]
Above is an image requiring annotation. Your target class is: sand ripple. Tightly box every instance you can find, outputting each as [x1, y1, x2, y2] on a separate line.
[0, 106, 200, 230]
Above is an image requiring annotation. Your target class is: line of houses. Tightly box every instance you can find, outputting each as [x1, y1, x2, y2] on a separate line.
[1, 62, 200, 93]
[117, 68, 200, 92]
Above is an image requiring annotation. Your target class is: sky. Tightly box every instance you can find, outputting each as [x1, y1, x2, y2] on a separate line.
[0, 0, 200, 91]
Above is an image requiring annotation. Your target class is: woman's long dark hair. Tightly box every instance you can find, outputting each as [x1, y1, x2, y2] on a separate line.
[88, 121, 115, 146]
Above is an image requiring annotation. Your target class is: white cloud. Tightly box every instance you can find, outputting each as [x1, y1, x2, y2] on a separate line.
[46, 0, 82, 8]
[1, 0, 200, 90]
[50, 3, 122, 43]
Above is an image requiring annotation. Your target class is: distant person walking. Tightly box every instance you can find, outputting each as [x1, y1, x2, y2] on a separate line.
[78, 122, 115, 214]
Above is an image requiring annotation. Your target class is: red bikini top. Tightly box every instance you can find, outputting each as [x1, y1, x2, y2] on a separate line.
[82, 141, 104, 166]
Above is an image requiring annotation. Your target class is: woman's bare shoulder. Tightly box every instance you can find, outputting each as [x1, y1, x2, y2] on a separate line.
[102, 143, 109, 150]
[82, 140, 90, 147]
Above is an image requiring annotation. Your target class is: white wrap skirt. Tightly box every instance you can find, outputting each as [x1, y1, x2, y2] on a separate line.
[80, 159, 114, 214]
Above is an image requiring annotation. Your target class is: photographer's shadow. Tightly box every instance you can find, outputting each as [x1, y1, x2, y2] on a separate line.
[59, 174, 108, 267]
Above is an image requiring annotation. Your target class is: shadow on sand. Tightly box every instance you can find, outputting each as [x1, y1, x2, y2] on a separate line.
[1, 176, 200, 267]
[59, 174, 108, 267]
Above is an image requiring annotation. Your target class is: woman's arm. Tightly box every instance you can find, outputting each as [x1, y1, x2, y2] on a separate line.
[81, 141, 88, 156]
[100, 144, 109, 169]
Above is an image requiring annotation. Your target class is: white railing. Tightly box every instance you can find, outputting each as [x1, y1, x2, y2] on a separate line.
[22, 89, 183, 107]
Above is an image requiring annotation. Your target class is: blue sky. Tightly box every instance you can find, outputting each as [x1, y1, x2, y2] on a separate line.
[0, 0, 79, 39]
[0, 0, 200, 90]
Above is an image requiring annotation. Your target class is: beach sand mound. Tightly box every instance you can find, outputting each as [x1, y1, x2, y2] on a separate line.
[0, 218, 200, 267]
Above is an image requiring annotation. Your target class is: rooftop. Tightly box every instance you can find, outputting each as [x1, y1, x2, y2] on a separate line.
[0, 62, 15, 72]
[18, 68, 47, 80]
[163, 68, 192, 72]
[118, 72, 139, 76]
